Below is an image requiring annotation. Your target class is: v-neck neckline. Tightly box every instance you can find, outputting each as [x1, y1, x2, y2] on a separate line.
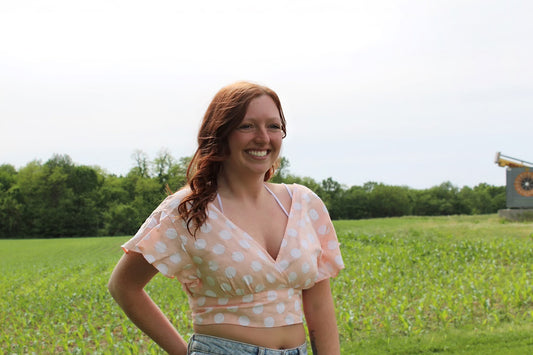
[210, 184, 296, 263]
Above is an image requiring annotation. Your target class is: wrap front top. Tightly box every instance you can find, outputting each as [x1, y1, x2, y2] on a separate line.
[122, 183, 344, 328]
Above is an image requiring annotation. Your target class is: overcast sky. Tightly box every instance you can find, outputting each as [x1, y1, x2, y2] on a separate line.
[1, 0, 532, 189]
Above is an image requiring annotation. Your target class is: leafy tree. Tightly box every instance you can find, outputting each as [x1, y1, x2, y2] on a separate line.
[368, 184, 411, 218]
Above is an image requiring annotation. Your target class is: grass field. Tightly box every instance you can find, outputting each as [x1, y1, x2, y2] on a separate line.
[1, 214, 532, 354]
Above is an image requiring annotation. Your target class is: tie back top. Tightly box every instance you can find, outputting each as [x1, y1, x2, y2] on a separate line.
[122, 183, 344, 328]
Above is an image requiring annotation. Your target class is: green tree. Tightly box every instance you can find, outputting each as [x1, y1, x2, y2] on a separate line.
[368, 184, 411, 218]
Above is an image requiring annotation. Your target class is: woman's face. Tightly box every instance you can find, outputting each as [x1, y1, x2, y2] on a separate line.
[223, 95, 284, 178]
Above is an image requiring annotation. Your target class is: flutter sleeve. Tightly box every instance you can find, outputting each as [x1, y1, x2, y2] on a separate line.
[302, 186, 345, 282]
[121, 190, 196, 284]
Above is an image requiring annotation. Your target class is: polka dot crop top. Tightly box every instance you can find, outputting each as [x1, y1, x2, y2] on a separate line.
[122, 183, 344, 328]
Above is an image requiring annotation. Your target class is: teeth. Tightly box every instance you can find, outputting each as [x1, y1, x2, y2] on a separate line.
[248, 150, 268, 157]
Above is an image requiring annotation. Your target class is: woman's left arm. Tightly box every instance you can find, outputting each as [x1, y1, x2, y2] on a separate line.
[302, 279, 341, 355]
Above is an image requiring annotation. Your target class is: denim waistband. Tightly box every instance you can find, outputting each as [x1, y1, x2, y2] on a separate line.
[188, 334, 308, 355]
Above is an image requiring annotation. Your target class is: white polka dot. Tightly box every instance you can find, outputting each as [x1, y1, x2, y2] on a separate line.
[288, 288, 294, 298]
[295, 299, 300, 310]
[219, 230, 232, 240]
[239, 239, 251, 249]
[200, 223, 212, 234]
[236, 289, 245, 296]
[276, 303, 285, 313]
[281, 239, 288, 248]
[255, 284, 265, 292]
[165, 228, 178, 239]
[298, 219, 306, 227]
[278, 260, 289, 271]
[228, 306, 239, 312]
[193, 256, 203, 264]
[288, 272, 297, 283]
[195, 315, 203, 324]
[155, 241, 167, 254]
[232, 251, 245, 262]
[168, 252, 182, 264]
[293, 202, 302, 210]
[169, 197, 181, 209]
[266, 273, 276, 283]
[221, 283, 232, 292]
[303, 193, 311, 202]
[318, 225, 328, 235]
[194, 239, 207, 249]
[257, 251, 268, 261]
[253, 304, 264, 314]
[309, 209, 319, 221]
[328, 240, 338, 250]
[264, 317, 275, 327]
[197, 297, 206, 306]
[251, 261, 262, 271]
[214, 313, 224, 323]
[285, 315, 295, 325]
[213, 244, 225, 255]
[180, 235, 188, 244]
[239, 316, 250, 326]
[205, 290, 217, 297]
[290, 248, 302, 258]
[324, 263, 334, 272]
[144, 254, 156, 263]
[304, 279, 312, 287]
[147, 217, 158, 228]
[335, 255, 344, 266]
[209, 260, 219, 271]
[243, 232, 253, 240]
[156, 263, 168, 275]
[225, 267, 237, 278]
[267, 291, 278, 301]
[206, 276, 215, 286]
[218, 298, 229, 305]
[208, 210, 218, 219]
[243, 294, 254, 303]
[243, 275, 253, 285]
[287, 228, 298, 237]
[307, 233, 316, 243]
[301, 240, 309, 249]
[302, 263, 310, 273]
[226, 220, 237, 230]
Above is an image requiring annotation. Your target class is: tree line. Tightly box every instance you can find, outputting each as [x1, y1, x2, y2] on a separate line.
[0, 152, 505, 238]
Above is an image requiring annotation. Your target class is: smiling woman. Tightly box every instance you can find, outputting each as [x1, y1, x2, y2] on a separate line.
[107, 81, 344, 355]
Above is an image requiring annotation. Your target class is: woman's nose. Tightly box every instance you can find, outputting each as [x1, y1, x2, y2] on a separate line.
[253, 126, 269, 143]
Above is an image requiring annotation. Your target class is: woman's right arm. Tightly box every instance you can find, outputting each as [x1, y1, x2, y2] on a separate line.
[108, 251, 188, 355]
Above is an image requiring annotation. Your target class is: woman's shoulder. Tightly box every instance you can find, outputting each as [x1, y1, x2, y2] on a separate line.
[266, 183, 320, 200]
[157, 186, 191, 213]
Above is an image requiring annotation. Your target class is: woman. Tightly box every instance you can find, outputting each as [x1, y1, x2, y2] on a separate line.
[108, 81, 344, 354]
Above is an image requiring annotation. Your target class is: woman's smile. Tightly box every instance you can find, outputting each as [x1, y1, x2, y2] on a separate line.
[246, 149, 269, 158]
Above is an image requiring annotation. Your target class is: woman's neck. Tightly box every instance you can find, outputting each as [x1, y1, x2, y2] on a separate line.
[217, 170, 267, 201]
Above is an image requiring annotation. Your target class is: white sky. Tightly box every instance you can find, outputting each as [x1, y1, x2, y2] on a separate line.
[1, 0, 532, 189]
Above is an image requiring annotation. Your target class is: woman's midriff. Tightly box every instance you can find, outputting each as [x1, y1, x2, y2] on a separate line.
[194, 323, 307, 349]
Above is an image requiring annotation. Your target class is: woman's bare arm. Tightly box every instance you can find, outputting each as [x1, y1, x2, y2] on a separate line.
[108, 251, 188, 355]
[302, 279, 341, 355]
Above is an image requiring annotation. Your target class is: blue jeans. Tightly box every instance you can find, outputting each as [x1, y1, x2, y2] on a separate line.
[187, 334, 308, 355]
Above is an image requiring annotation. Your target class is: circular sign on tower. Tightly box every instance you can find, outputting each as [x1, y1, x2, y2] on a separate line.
[514, 171, 533, 197]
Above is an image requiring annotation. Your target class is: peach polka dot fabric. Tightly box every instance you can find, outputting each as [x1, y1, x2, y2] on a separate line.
[122, 184, 344, 328]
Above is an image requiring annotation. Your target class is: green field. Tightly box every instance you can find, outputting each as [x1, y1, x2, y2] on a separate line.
[1, 215, 532, 354]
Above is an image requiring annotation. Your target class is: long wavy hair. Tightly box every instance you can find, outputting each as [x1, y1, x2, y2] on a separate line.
[178, 81, 287, 236]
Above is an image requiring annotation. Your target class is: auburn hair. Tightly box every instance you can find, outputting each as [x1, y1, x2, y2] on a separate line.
[178, 81, 287, 236]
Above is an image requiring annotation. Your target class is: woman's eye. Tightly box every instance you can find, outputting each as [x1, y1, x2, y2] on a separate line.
[269, 124, 282, 130]
[238, 124, 254, 130]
